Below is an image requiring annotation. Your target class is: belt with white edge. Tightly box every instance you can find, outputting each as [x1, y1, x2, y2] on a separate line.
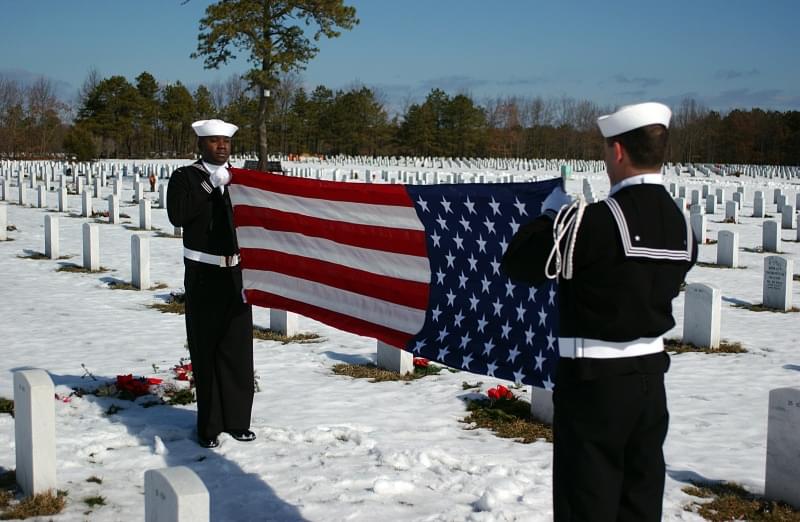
[558, 336, 663, 359]
[184, 247, 240, 267]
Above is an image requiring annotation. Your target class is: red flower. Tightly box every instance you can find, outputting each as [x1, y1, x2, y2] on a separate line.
[413, 357, 430, 368]
[172, 363, 193, 382]
[115, 374, 156, 397]
[487, 385, 514, 401]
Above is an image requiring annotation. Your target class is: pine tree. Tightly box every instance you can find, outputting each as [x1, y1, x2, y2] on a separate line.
[190, 0, 358, 169]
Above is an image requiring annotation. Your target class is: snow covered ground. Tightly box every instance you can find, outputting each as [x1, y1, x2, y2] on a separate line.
[0, 161, 798, 521]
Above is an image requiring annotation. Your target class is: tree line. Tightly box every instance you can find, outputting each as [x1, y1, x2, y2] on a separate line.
[1, 71, 799, 165]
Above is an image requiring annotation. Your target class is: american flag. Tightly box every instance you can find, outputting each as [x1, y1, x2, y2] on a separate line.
[228, 168, 560, 389]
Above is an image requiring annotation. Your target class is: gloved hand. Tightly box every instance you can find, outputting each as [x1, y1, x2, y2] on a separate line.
[209, 167, 231, 188]
[541, 186, 573, 218]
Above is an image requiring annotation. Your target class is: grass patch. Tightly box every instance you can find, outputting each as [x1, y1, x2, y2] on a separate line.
[732, 303, 800, 313]
[683, 482, 800, 521]
[462, 397, 552, 443]
[704, 239, 718, 245]
[0, 490, 67, 520]
[85, 476, 102, 484]
[252, 327, 322, 344]
[164, 386, 195, 405]
[332, 363, 443, 382]
[16, 252, 48, 260]
[107, 280, 167, 291]
[154, 230, 182, 238]
[148, 291, 185, 314]
[665, 338, 748, 354]
[695, 261, 747, 269]
[0, 398, 13, 417]
[56, 263, 109, 274]
[82, 495, 106, 508]
[462, 381, 483, 390]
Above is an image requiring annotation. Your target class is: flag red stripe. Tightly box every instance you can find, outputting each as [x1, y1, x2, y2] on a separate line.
[230, 168, 416, 207]
[234, 206, 428, 257]
[240, 248, 430, 310]
[245, 289, 412, 349]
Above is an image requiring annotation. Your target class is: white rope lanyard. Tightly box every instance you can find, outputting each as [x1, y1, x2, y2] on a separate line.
[544, 196, 587, 281]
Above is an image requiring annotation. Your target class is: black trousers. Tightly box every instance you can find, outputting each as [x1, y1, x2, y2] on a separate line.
[184, 259, 254, 440]
[553, 367, 668, 522]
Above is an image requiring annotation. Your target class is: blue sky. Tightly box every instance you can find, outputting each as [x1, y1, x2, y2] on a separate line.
[2, 0, 798, 112]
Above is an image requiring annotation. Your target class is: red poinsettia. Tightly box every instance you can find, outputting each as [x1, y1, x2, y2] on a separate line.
[487, 385, 515, 401]
[115, 374, 161, 398]
[413, 357, 430, 368]
[172, 363, 193, 382]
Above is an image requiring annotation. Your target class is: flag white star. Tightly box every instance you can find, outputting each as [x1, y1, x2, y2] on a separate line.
[490, 258, 501, 275]
[505, 280, 515, 297]
[446, 289, 457, 306]
[528, 287, 537, 302]
[489, 196, 501, 215]
[543, 375, 554, 391]
[453, 310, 465, 328]
[437, 327, 449, 342]
[548, 287, 556, 306]
[538, 307, 547, 326]
[513, 368, 526, 384]
[467, 254, 478, 271]
[469, 293, 480, 311]
[461, 353, 474, 369]
[486, 360, 498, 377]
[507, 345, 521, 363]
[438, 346, 450, 360]
[534, 350, 546, 371]
[480, 275, 491, 294]
[483, 216, 496, 234]
[416, 196, 429, 212]
[546, 331, 556, 351]
[445, 250, 456, 268]
[440, 197, 452, 214]
[430, 230, 441, 247]
[500, 320, 512, 339]
[516, 303, 526, 322]
[458, 216, 471, 232]
[524, 325, 535, 345]
[482, 338, 495, 356]
[492, 298, 503, 316]
[436, 214, 448, 230]
[453, 232, 464, 250]
[431, 306, 442, 322]
[513, 197, 528, 216]
[476, 234, 487, 253]
[436, 268, 446, 284]
[459, 333, 471, 349]
[413, 340, 427, 353]
[510, 217, 520, 235]
[464, 196, 476, 214]
[458, 271, 468, 289]
[477, 315, 488, 333]
[499, 236, 509, 253]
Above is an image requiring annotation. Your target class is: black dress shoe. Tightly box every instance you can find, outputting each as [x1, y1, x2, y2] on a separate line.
[226, 429, 256, 442]
[198, 436, 220, 448]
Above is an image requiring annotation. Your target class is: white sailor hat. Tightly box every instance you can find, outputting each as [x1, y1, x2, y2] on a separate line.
[597, 102, 671, 138]
[191, 119, 238, 137]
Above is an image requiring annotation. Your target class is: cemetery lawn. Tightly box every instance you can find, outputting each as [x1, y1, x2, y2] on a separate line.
[683, 482, 800, 521]
[1, 162, 799, 520]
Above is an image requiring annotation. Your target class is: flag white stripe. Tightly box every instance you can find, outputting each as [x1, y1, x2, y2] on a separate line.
[230, 185, 424, 231]
[237, 227, 431, 283]
[244, 269, 427, 335]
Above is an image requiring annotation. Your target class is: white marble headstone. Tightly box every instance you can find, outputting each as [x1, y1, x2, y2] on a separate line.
[765, 387, 800, 508]
[762, 256, 793, 311]
[683, 283, 721, 349]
